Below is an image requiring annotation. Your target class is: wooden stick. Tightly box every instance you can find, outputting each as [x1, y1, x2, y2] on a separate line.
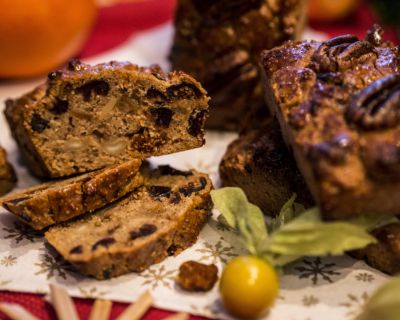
[163, 312, 190, 320]
[116, 291, 153, 320]
[49, 284, 79, 320]
[0, 303, 40, 320]
[89, 299, 112, 320]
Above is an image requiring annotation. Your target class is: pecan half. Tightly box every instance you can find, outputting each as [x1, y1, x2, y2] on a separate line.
[314, 35, 376, 72]
[347, 74, 400, 130]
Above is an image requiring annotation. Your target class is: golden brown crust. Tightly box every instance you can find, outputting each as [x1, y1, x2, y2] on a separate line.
[0, 159, 142, 230]
[45, 166, 213, 280]
[261, 28, 400, 219]
[5, 61, 209, 178]
[0, 146, 17, 196]
[170, 0, 307, 130]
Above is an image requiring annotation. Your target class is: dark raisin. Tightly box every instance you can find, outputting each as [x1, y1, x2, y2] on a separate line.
[92, 237, 116, 251]
[170, 192, 182, 205]
[69, 245, 83, 254]
[102, 269, 111, 279]
[31, 114, 49, 133]
[50, 99, 69, 115]
[167, 245, 178, 255]
[188, 109, 207, 136]
[167, 82, 202, 99]
[158, 165, 192, 177]
[150, 107, 173, 128]
[179, 177, 208, 197]
[146, 87, 167, 100]
[148, 186, 171, 199]
[47, 71, 62, 80]
[130, 224, 157, 240]
[77, 80, 110, 101]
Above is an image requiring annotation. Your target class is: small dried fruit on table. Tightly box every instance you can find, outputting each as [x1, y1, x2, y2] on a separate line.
[176, 261, 218, 291]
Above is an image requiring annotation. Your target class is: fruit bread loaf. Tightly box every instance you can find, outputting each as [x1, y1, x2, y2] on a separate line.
[170, 0, 307, 130]
[219, 116, 313, 216]
[0, 146, 17, 196]
[5, 60, 209, 178]
[261, 26, 400, 220]
[0, 159, 142, 230]
[45, 165, 213, 279]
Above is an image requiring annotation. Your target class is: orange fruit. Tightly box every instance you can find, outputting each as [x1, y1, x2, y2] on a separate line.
[0, 0, 97, 78]
[308, 0, 361, 22]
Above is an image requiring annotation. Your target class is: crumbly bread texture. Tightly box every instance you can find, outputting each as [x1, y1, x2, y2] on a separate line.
[170, 0, 307, 130]
[0, 159, 142, 230]
[0, 146, 17, 196]
[220, 116, 313, 216]
[350, 223, 400, 275]
[5, 60, 209, 178]
[45, 165, 213, 280]
[261, 26, 400, 220]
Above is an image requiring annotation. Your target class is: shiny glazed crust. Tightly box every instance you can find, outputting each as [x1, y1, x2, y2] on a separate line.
[261, 27, 400, 219]
[0, 159, 142, 230]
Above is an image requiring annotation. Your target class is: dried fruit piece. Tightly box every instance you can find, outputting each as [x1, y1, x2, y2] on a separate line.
[69, 245, 83, 254]
[148, 186, 172, 199]
[176, 261, 218, 291]
[77, 80, 110, 101]
[130, 224, 157, 240]
[31, 113, 49, 132]
[50, 99, 69, 115]
[188, 109, 207, 136]
[179, 177, 207, 197]
[92, 237, 116, 251]
[150, 107, 174, 128]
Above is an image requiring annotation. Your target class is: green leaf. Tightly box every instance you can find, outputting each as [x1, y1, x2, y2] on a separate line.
[268, 208, 377, 256]
[356, 277, 400, 320]
[211, 187, 269, 256]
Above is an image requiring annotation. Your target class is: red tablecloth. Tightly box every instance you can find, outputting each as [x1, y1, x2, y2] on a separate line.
[0, 1, 398, 319]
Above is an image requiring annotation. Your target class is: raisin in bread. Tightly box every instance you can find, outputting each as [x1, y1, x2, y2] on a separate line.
[0, 146, 16, 196]
[220, 117, 313, 215]
[5, 61, 209, 178]
[0, 159, 142, 230]
[261, 26, 400, 220]
[45, 165, 213, 279]
[170, 0, 307, 130]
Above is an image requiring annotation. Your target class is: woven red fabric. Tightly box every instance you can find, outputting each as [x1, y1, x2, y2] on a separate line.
[0, 1, 398, 319]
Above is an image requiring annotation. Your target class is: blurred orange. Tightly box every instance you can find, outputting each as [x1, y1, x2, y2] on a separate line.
[309, 0, 361, 22]
[0, 0, 97, 78]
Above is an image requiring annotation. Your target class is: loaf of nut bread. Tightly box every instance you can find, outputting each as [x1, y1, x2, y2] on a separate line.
[170, 0, 307, 130]
[0, 146, 17, 196]
[220, 115, 313, 215]
[261, 26, 400, 220]
[45, 165, 212, 279]
[0, 159, 142, 230]
[5, 60, 209, 178]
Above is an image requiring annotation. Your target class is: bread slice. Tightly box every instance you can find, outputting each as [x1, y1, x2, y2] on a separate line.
[45, 165, 212, 279]
[0, 159, 142, 230]
[5, 61, 209, 178]
[0, 146, 17, 196]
